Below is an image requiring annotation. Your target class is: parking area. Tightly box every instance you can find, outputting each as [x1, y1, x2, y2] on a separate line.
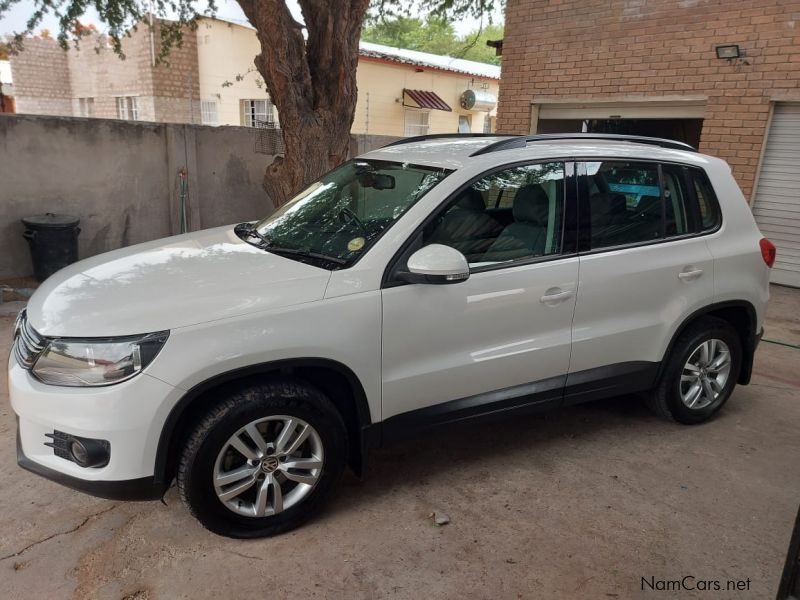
[1, 285, 798, 599]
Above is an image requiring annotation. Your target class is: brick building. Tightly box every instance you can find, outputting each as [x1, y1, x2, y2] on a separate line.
[11, 24, 200, 123]
[496, 0, 800, 286]
[9, 17, 500, 135]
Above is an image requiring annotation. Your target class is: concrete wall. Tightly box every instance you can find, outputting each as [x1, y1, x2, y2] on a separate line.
[0, 114, 274, 279]
[0, 114, 399, 279]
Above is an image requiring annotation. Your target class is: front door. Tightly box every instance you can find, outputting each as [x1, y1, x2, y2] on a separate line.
[380, 161, 579, 435]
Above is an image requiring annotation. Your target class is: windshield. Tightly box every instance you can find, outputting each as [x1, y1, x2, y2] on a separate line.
[245, 160, 451, 268]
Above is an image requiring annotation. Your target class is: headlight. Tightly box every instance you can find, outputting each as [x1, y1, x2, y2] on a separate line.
[32, 332, 169, 387]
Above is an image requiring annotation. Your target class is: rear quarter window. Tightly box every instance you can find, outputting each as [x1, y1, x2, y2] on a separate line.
[688, 168, 721, 231]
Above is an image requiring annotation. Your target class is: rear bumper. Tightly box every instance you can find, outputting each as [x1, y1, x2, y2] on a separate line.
[16, 420, 167, 500]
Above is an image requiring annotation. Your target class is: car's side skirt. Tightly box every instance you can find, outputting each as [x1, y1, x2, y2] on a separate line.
[376, 361, 660, 446]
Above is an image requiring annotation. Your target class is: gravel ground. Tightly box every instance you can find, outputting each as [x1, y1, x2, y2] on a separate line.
[1, 285, 798, 599]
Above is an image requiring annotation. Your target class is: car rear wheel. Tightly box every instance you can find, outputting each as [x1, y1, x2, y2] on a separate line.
[178, 379, 347, 538]
[646, 316, 742, 424]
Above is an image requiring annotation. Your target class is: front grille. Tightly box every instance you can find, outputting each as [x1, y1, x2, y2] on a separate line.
[13, 311, 47, 369]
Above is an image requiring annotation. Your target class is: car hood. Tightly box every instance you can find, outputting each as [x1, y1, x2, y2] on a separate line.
[26, 225, 332, 337]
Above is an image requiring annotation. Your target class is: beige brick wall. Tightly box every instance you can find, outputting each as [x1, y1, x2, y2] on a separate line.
[497, 0, 800, 198]
[10, 21, 200, 124]
[150, 24, 201, 123]
[10, 37, 73, 116]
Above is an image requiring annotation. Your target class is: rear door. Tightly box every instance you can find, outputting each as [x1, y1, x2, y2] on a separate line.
[566, 160, 715, 403]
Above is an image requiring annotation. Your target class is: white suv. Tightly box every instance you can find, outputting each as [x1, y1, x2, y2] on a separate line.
[9, 134, 775, 538]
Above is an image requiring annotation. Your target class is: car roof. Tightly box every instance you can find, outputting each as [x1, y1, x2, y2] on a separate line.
[361, 135, 721, 172]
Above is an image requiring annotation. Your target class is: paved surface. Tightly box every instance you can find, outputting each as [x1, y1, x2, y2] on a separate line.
[1, 286, 799, 599]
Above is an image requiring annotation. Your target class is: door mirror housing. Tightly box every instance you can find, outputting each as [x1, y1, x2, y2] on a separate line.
[398, 244, 470, 285]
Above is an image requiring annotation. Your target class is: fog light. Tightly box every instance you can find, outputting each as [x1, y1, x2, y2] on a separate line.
[69, 440, 89, 465]
[45, 431, 110, 468]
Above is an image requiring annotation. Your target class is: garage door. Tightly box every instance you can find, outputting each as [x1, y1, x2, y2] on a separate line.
[752, 103, 800, 287]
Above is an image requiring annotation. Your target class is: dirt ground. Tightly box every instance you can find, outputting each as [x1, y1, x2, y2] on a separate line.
[1, 286, 799, 599]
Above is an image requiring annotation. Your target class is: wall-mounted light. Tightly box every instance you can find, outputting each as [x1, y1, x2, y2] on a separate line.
[715, 44, 741, 59]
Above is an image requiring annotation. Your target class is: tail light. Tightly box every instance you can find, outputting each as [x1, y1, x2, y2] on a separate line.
[760, 238, 776, 268]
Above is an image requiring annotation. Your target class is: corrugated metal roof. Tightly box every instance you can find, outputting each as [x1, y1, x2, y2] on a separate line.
[403, 89, 452, 112]
[359, 41, 501, 80]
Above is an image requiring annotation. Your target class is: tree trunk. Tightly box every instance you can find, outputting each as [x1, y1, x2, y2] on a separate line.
[237, 0, 370, 207]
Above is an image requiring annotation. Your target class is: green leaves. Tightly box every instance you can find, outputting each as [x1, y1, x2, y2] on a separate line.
[362, 10, 504, 65]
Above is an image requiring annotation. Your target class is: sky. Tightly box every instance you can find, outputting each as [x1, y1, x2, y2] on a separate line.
[0, 0, 502, 37]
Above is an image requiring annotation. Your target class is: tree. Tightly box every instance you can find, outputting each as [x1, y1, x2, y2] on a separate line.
[361, 16, 459, 57]
[362, 16, 503, 65]
[0, 0, 501, 206]
[457, 23, 504, 66]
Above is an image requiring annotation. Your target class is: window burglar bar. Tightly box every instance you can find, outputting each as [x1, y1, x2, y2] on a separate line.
[253, 120, 284, 155]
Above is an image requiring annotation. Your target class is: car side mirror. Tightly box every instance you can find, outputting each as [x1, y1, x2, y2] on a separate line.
[397, 244, 470, 285]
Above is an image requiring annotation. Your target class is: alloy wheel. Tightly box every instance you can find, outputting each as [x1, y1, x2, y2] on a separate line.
[679, 338, 732, 410]
[213, 416, 324, 518]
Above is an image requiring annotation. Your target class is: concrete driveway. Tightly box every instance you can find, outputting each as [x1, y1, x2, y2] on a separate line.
[1, 286, 799, 599]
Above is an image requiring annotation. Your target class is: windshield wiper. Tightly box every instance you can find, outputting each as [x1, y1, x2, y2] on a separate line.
[235, 222, 272, 246]
[235, 222, 346, 266]
[266, 245, 347, 266]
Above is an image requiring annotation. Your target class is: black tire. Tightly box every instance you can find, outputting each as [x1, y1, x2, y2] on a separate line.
[177, 379, 347, 538]
[646, 316, 742, 424]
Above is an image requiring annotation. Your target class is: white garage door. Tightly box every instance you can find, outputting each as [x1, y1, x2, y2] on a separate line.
[752, 103, 800, 287]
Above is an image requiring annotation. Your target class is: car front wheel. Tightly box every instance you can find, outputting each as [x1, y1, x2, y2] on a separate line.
[178, 380, 347, 538]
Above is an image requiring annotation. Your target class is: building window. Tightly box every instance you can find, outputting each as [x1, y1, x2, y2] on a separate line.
[458, 115, 471, 133]
[242, 99, 275, 127]
[201, 100, 218, 125]
[404, 109, 430, 136]
[483, 115, 492, 134]
[77, 97, 94, 118]
[116, 96, 139, 121]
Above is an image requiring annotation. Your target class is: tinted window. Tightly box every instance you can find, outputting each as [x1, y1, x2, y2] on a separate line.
[585, 161, 662, 248]
[689, 168, 721, 231]
[425, 162, 565, 266]
[585, 161, 701, 249]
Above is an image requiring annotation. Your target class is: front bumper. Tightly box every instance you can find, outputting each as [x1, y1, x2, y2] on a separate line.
[16, 420, 166, 500]
[9, 351, 182, 500]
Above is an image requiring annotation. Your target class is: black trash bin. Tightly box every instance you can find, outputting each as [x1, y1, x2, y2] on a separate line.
[22, 213, 81, 282]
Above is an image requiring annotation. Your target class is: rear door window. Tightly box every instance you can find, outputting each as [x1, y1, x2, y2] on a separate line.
[582, 161, 712, 250]
[584, 161, 662, 248]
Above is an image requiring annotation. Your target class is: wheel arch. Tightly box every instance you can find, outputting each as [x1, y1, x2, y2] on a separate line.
[657, 300, 758, 386]
[153, 358, 374, 487]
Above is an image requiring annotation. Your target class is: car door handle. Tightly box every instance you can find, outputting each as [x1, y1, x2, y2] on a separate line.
[678, 267, 704, 281]
[540, 288, 574, 305]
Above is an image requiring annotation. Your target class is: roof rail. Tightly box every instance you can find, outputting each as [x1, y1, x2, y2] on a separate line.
[470, 133, 697, 156]
[383, 133, 515, 148]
